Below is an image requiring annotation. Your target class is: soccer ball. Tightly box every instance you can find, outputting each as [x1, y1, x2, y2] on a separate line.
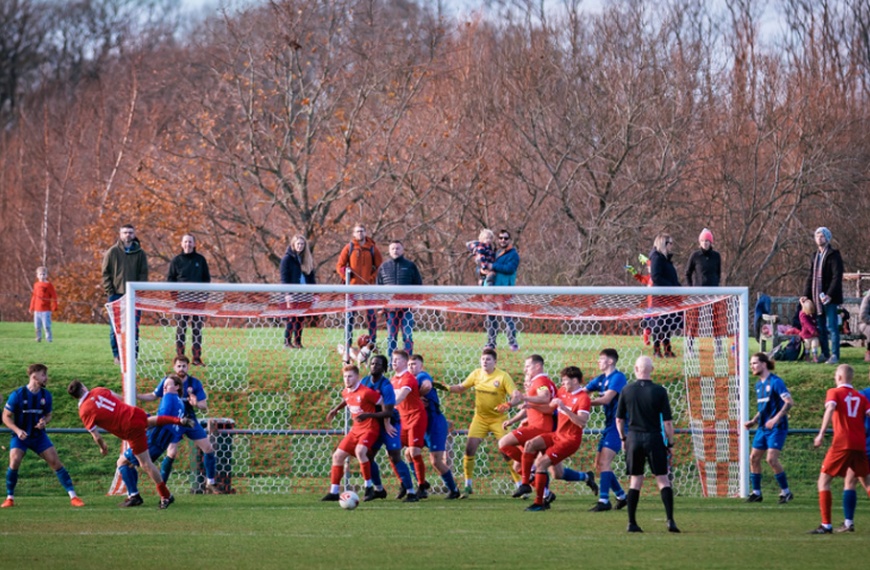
[339, 491, 359, 510]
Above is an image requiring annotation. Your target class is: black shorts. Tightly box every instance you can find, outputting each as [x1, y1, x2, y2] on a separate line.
[624, 431, 669, 477]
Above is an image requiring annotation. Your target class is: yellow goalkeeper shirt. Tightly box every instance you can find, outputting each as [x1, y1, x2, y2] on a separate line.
[461, 368, 517, 421]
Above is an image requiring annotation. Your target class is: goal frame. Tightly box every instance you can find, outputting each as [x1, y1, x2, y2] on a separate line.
[119, 282, 751, 497]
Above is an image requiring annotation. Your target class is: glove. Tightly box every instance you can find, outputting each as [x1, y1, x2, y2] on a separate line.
[431, 381, 449, 392]
[494, 403, 511, 414]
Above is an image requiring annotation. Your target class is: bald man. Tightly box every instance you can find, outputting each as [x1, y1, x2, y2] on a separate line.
[616, 356, 679, 534]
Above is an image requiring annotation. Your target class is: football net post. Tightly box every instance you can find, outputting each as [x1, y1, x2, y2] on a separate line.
[109, 283, 749, 497]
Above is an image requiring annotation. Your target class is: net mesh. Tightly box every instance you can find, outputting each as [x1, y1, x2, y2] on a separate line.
[108, 287, 744, 497]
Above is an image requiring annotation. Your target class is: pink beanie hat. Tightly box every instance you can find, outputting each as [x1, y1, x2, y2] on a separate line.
[699, 228, 713, 243]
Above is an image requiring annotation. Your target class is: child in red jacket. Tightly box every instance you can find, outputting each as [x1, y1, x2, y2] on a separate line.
[29, 266, 58, 342]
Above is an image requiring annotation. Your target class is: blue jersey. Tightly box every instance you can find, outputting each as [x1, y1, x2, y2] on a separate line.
[862, 387, 870, 453]
[416, 371, 443, 416]
[154, 375, 207, 420]
[586, 370, 627, 429]
[361, 374, 400, 424]
[754, 373, 791, 430]
[147, 393, 185, 457]
[4, 386, 52, 437]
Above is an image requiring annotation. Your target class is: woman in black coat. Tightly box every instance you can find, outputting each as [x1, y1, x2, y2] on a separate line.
[280, 235, 316, 348]
[649, 233, 681, 358]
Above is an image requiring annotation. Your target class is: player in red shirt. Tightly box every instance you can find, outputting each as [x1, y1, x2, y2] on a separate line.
[390, 350, 429, 501]
[522, 366, 592, 511]
[809, 364, 870, 534]
[498, 355, 556, 497]
[67, 380, 192, 509]
[322, 364, 384, 501]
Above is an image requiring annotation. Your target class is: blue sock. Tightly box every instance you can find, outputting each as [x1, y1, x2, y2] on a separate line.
[599, 471, 613, 502]
[6, 468, 18, 496]
[393, 459, 413, 490]
[441, 470, 458, 492]
[562, 468, 583, 482]
[844, 489, 857, 521]
[610, 472, 625, 498]
[370, 458, 382, 487]
[119, 465, 139, 496]
[750, 473, 762, 494]
[410, 460, 419, 484]
[160, 456, 175, 483]
[204, 452, 217, 480]
[55, 467, 75, 493]
[774, 471, 789, 492]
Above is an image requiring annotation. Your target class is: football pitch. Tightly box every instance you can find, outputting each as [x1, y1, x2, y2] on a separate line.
[1, 493, 868, 569]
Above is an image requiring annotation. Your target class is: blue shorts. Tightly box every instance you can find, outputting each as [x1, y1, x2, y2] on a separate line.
[179, 421, 208, 441]
[598, 427, 623, 453]
[424, 413, 449, 452]
[371, 419, 403, 453]
[752, 427, 787, 451]
[10, 431, 53, 455]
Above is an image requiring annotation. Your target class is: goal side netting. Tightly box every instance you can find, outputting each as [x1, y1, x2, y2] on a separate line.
[108, 284, 749, 498]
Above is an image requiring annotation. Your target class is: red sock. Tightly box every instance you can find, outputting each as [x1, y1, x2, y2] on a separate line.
[534, 472, 547, 505]
[361, 461, 372, 481]
[521, 452, 536, 485]
[820, 489, 832, 525]
[413, 456, 427, 486]
[156, 415, 182, 426]
[500, 444, 522, 464]
[156, 482, 170, 500]
[330, 465, 344, 486]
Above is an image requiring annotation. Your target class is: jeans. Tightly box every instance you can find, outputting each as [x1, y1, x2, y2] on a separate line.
[34, 311, 52, 341]
[176, 314, 205, 358]
[816, 303, 840, 360]
[109, 294, 141, 359]
[485, 315, 517, 348]
[386, 309, 414, 358]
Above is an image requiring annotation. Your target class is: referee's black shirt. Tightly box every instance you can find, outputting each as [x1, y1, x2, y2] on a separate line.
[616, 379, 673, 433]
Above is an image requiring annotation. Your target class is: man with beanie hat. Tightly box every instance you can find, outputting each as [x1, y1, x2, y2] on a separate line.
[684, 229, 724, 351]
[802, 227, 844, 364]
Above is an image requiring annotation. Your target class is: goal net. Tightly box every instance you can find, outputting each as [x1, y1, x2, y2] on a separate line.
[108, 283, 749, 498]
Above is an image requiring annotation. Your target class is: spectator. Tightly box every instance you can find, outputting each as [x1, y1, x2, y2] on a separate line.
[801, 227, 844, 364]
[649, 232, 681, 358]
[799, 298, 821, 363]
[167, 234, 211, 366]
[684, 228, 725, 354]
[29, 266, 58, 343]
[280, 235, 316, 349]
[376, 240, 422, 358]
[101, 224, 148, 366]
[336, 224, 383, 349]
[466, 229, 496, 286]
[484, 229, 520, 351]
[859, 290, 870, 362]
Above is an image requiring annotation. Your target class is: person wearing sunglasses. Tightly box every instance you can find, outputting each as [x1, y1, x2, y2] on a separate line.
[483, 230, 520, 352]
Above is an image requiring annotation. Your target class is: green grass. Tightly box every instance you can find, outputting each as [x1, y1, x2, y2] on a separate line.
[1, 494, 869, 569]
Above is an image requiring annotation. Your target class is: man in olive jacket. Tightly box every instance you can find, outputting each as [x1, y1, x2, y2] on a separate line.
[102, 224, 149, 365]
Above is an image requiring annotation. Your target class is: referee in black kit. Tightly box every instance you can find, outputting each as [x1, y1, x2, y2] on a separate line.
[616, 355, 680, 534]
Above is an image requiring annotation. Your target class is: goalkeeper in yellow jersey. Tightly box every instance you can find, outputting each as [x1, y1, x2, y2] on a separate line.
[441, 348, 521, 497]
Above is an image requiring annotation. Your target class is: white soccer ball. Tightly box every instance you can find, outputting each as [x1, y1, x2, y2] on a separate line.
[339, 491, 359, 510]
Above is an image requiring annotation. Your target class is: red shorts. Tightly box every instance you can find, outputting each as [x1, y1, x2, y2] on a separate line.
[512, 426, 551, 446]
[539, 432, 582, 465]
[123, 408, 150, 455]
[822, 447, 870, 478]
[401, 416, 428, 448]
[338, 428, 380, 454]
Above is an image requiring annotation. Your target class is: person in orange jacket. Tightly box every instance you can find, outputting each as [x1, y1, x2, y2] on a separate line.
[29, 266, 58, 343]
[336, 223, 384, 348]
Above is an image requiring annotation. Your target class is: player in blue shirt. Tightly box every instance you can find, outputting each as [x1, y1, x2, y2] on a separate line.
[137, 355, 221, 493]
[409, 354, 461, 499]
[584, 348, 628, 511]
[2, 363, 84, 508]
[117, 375, 186, 507]
[743, 353, 795, 503]
[358, 354, 414, 501]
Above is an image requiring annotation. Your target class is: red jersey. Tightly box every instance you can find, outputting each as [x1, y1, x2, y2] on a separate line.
[77, 387, 145, 440]
[30, 281, 58, 312]
[826, 385, 870, 451]
[391, 370, 426, 421]
[525, 374, 557, 431]
[554, 387, 592, 442]
[343, 383, 382, 435]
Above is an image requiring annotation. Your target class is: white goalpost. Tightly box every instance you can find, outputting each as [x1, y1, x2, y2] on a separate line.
[109, 283, 750, 497]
